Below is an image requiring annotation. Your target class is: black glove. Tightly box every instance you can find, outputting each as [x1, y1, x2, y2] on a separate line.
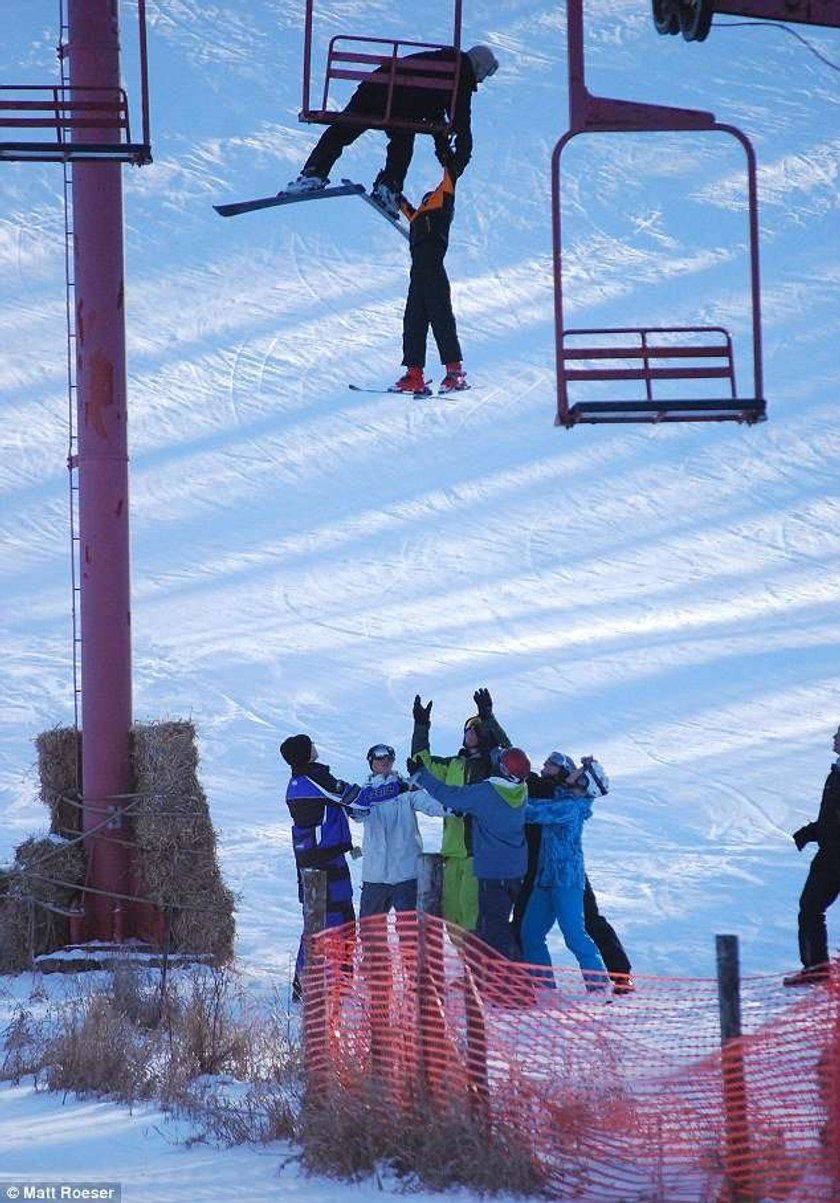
[793, 824, 816, 852]
[413, 695, 432, 726]
[406, 756, 422, 776]
[473, 687, 493, 720]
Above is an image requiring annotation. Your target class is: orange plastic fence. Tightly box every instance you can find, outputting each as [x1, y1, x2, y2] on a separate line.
[304, 913, 840, 1201]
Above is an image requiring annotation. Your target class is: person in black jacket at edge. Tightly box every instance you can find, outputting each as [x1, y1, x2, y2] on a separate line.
[784, 724, 840, 986]
[284, 44, 499, 216]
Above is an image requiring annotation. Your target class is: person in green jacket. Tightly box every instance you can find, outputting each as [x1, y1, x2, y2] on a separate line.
[410, 688, 511, 932]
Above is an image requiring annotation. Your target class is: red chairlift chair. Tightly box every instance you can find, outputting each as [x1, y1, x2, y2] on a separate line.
[299, 0, 464, 135]
[0, 0, 151, 164]
[652, 0, 840, 43]
[553, 0, 766, 427]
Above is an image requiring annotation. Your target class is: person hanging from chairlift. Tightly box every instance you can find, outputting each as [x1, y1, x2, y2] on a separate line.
[393, 168, 467, 395]
[285, 44, 499, 218]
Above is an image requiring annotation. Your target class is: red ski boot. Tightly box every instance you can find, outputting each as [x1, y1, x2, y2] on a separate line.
[393, 366, 430, 395]
[439, 362, 469, 393]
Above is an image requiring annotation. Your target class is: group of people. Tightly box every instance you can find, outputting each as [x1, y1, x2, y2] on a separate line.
[279, 687, 633, 1002]
[284, 43, 500, 396]
[281, 704, 840, 1001]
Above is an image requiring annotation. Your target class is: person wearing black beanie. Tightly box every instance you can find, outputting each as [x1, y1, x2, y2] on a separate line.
[280, 733, 314, 770]
[280, 734, 365, 1001]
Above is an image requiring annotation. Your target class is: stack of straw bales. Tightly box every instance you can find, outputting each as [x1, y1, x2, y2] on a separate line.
[0, 836, 86, 973]
[35, 726, 82, 837]
[1, 726, 85, 970]
[131, 720, 235, 965]
[0, 719, 235, 973]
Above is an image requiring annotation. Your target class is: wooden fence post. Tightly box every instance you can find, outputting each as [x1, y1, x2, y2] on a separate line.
[716, 933, 753, 1202]
[415, 854, 445, 1099]
[301, 867, 328, 1091]
[418, 852, 443, 916]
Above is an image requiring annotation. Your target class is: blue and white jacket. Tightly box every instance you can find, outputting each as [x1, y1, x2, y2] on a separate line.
[355, 771, 444, 885]
[285, 761, 358, 882]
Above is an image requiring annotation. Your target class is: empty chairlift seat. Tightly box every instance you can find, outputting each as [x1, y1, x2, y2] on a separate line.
[0, 85, 147, 163]
[556, 325, 765, 426]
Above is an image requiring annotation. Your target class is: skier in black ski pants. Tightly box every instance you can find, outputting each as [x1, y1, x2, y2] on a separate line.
[392, 169, 466, 395]
[784, 723, 840, 987]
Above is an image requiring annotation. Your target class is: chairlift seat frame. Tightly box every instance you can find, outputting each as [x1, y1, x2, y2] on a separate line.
[300, 0, 464, 135]
[559, 325, 764, 424]
[553, 0, 766, 428]
[0, 85, 150, 164]
[0, 0, 151, 165]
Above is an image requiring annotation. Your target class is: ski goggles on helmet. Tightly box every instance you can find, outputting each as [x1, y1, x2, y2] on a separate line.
[545, 751, 577, 777]
[367, 743, 395, 764]
[463, 716, 482, 733]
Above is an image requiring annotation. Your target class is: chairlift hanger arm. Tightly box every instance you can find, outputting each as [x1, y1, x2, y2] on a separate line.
[653, 0, 840, 42]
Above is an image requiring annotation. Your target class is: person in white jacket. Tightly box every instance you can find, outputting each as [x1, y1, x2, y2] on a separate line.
[355, 743, 445, 917]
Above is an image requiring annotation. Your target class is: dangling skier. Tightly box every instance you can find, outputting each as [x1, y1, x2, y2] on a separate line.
[392, 168, 469, 396]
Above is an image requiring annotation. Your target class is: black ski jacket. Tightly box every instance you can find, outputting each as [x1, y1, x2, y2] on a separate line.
[350, 48, 477, 179]
[796, 763, 840, 859]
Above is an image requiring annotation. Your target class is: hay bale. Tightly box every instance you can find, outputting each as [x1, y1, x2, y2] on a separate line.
[0, 836, 86, 973]
[35, 726, 82, 836]
[131, 720, 235, 964]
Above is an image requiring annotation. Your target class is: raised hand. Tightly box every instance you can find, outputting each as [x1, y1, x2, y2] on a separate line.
[413, 695, 433, 725]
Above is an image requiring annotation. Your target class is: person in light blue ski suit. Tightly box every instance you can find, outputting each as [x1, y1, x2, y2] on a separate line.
[280, 733, 367, 1002]
[520, 752, 609, 992]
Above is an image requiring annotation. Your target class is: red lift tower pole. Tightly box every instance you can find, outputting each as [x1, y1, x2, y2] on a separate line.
[69, 0, 134, 941]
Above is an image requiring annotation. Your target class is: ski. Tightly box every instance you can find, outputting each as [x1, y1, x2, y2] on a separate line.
[340, 179, 409, 242]
[349, 383, 433, 398]
[348, 383, 474, 398]
[214, 181, 365, 218]
[214, 180, 409, 240]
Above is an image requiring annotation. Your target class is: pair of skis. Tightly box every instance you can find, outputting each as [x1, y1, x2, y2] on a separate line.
[213, 178, 408, 240]
[348, 383, 472, 399]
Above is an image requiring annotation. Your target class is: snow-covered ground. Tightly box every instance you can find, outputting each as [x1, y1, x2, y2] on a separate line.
[1, 0, 839, 1197]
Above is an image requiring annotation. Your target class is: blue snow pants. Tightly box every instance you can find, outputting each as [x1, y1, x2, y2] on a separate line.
[521, 882, 607, 987]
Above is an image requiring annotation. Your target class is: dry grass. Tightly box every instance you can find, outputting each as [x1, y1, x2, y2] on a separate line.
[301, 1082, 549, 1195]
[1, 1004, 46, 1083]
[1, 963, 301, 1138]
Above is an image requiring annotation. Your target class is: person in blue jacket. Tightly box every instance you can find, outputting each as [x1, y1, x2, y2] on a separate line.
[414, 746, 530, 960]
[519, 752, 609, 993]
[280, 733, 366, 1001]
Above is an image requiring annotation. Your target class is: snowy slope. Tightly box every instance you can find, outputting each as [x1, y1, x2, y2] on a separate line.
[1, 0, 840, 1194]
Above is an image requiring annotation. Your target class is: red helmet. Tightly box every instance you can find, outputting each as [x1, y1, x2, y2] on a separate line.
[498, 747, 531, 783]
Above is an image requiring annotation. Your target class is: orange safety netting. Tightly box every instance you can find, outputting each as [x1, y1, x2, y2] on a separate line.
[303, 913, 840, 1201]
